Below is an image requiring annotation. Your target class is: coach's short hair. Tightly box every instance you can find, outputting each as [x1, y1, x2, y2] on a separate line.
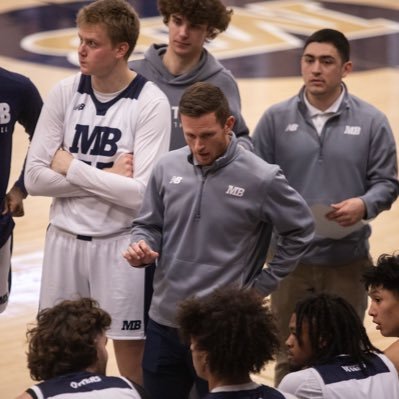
[179, 82, 231, 126]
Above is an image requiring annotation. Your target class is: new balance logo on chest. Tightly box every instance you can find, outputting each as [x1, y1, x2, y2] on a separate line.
[73, 103, 85, 111]
[285, 123, 299, 132]
[226, 185, 245, 197]
[170, 176, 183, 184]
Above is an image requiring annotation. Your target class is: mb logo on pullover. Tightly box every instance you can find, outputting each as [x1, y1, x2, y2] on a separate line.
[226, 185, 245, 197]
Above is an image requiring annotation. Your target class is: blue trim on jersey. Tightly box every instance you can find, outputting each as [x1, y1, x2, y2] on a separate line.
[33, 371, 133, 397]
[77, 73, 148, 116]
[204, 385, 286, 398]
[313, 353, 390, 385]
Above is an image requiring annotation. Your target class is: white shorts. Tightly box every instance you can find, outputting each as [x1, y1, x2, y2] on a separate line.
[39, 225, 152, 340]
[0, 236, 11, 313]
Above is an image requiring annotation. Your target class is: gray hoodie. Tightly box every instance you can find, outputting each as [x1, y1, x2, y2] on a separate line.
[130, 44, 251, 150]
[131, 135, 314, 327]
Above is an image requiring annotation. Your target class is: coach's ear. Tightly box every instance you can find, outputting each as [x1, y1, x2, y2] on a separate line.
[225, 115, 235, 134]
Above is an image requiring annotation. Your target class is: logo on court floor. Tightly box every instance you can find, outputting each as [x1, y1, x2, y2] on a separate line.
[0, 1, 398, 78]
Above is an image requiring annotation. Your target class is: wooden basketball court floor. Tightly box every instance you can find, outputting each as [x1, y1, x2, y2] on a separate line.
[1, 0, 399, 396]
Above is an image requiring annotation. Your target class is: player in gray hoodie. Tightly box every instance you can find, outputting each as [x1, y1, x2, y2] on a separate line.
[130, 0, 251, 151]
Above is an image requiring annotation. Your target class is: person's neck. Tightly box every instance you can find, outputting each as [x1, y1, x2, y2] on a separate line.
[162, 47, 202, 76]
[91, 65, 136, 93]
[305, 86, 342, 112]
[208, 374, 252, 391]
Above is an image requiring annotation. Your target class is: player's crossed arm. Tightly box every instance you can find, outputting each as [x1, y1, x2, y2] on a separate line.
[51, 149, 134, 178]
[123, 240, 159, 267]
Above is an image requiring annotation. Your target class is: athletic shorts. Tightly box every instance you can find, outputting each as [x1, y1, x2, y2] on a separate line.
[39, 224, 152, 340]
[0, 236, 11, 313]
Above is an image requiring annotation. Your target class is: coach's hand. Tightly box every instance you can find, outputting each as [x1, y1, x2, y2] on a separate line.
[123, 240, 159, 267]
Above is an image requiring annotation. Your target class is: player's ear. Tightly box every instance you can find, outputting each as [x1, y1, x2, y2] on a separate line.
[115, 42, 129, 59]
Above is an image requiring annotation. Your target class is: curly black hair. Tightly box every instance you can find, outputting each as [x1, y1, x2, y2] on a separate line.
[363, 253, 399, 297]
[177, 286, 280, 381]
[26, 298, 111, 381]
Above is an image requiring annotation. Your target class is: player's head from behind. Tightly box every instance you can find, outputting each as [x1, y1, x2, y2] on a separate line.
[177, 286, 280, 384]
[26, 298, 111, 381]
[76, 0, 140, 61]
[158, 0, 232, 41]
[286, 293, 379, 371]
[179, 82, 235, 166]
[363, 253, 399, 337]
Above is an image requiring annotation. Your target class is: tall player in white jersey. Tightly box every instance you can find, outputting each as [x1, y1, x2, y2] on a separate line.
[25, 0, 171, 385]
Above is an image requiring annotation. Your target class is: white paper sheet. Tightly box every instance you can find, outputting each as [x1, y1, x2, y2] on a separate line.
[310, 203, 366, 239]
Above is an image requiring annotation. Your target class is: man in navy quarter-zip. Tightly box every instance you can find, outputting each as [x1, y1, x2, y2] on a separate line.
[123, 82, 314, 399]
[252, 29, 399, 385]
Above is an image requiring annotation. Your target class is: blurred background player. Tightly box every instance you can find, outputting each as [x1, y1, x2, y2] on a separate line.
[130, 0, 251, 151]
[0, 67, 42, 313]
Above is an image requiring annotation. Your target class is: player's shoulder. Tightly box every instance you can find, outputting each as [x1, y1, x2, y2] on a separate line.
[279, 367, 316, 392]
[0, 66, 38, 94]
[0, 66, 30, 83]
[137, 76, 170, 106]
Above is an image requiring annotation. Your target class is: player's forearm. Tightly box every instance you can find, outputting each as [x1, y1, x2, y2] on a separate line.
[25, 164, 89, 198]
[65, 159, 146, 211]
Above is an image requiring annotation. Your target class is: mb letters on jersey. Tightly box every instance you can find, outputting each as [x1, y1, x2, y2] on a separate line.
[69, 124, 122, 169]
[0, 102, 11, 133]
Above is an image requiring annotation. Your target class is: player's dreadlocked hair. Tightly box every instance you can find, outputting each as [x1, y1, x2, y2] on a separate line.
[177, 286, 280, 381]
[294, 293, 380, 367]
